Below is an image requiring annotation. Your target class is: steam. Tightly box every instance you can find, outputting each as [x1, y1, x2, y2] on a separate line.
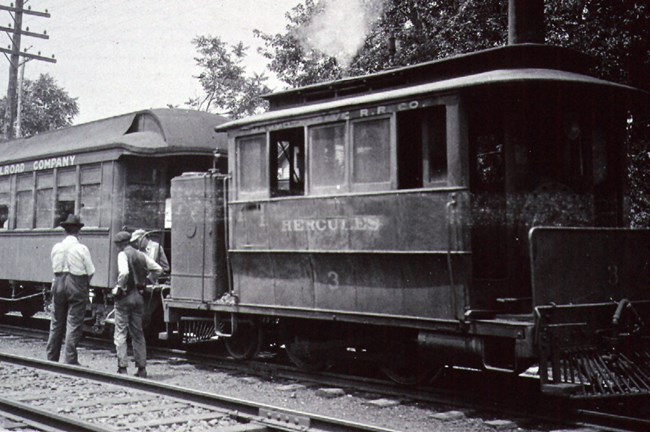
[297, 0, 385, 68]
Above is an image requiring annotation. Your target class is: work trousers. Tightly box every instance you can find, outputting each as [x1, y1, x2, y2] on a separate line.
[114, 289, 147, 369]
[46, 273, 89, 364]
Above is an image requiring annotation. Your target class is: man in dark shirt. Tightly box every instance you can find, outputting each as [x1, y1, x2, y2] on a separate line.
[112, 231, 161, 377]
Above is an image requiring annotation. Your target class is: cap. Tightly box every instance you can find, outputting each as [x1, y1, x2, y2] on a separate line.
[130, 229, 146, 242]
[113, 231, 132, 244]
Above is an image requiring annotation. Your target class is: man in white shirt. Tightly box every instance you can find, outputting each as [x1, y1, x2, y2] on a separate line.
[112, 231, 162, 377]
[47, 214, 95, 365]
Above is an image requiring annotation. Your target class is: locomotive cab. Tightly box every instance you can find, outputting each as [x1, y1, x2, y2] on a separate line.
[467, 83, 627, 312]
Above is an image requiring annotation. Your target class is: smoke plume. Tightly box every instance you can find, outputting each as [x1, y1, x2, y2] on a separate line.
[297, 0, 385, 68]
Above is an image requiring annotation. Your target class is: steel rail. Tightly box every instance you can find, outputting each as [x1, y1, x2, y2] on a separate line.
[577, 408, 650, 431]
[0, 396, 112, 432]
[4, 322, 649, 432]
[0, 351, 400, 432]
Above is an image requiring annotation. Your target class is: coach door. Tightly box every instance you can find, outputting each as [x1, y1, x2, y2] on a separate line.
[469, 102, 509, 298]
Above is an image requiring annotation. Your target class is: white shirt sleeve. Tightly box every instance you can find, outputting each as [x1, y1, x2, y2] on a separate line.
[80, 244, 95, 279]
[143, 253, 163, 274]
[116, 251, 129, 288]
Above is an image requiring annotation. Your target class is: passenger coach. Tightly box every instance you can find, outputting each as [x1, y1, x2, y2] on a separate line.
[0, 108, 227, 335]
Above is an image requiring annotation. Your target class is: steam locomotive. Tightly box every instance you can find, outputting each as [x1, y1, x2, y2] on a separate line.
[161, 1, 650, 398]
[1, 1, 648, 399]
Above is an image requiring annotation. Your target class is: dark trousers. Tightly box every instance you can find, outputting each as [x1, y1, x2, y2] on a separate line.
[114, 289, 147, 369]
[46, 273, 89, 364]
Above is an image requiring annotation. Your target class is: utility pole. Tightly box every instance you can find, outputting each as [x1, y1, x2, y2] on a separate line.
[0, 0, 55, 140]
[15, 54, 27, 137]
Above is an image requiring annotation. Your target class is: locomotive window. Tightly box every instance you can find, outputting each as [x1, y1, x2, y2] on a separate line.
[270, 128, 304, 197]
[351, 118, 390, 187]
[592, 128, 607, 185]
[236, 134, 267, 199]
[397, 106, 447, 189]
[309, 123, 346, 193]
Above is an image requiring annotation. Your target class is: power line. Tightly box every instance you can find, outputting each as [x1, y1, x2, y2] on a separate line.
[1, 0, 55, 140]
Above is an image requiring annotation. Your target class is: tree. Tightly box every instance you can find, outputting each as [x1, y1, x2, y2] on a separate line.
[257, 0, 648, 92]
[187, 35, 271, 119]
[545, 1, 649, 93]
[254, 0, 650, 226]
[0, 73, 78, 139]
[257, 0, 508, 85]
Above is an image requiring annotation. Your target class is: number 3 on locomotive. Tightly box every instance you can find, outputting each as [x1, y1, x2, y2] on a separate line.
[327, 271, 340, 290]
[607, 264, 619, 286]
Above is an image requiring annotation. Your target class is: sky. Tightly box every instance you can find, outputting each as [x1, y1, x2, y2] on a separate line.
[0, 0, 301, 125]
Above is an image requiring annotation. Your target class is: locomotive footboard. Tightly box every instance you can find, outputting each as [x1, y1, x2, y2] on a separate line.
[530, 228, 650, 398]
[536, 301, 650, 398]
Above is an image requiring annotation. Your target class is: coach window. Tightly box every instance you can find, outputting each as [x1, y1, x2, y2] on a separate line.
[0, 177, 9, 229]
[236, 134, 267, 200]
[398, 106, 447, 189]
[56, 168, 77, 227]
[0, 205, 7, 229]
[15, 173, 34, 229]
[351, 117, 391, 191]
[309, 122, 346, 194]
[35, 172, 54, 228]
[270, 128, 304, 197]
[80, 164, 102, 227]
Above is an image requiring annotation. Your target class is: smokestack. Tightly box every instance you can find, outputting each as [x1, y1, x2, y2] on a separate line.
[508, 0, 545, 45]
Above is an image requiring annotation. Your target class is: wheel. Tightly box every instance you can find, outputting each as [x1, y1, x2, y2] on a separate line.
[285, 336, 328, 371]
[379, 341, 441, 386]
[224, 320, 262, 360]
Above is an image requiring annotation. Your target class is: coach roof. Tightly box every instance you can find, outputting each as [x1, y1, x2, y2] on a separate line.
[0, 108, 228, 165]
[216, 68, 645, 132]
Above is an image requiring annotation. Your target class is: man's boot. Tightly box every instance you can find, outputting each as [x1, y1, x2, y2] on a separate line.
[135, 367, 147, 378]
[117, 366, 127, 374]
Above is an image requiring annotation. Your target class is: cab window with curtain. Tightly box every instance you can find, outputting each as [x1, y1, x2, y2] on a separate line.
[237, 134, 267, 199]
[309, 122, 346, 193]
[351, 117, 391, 189]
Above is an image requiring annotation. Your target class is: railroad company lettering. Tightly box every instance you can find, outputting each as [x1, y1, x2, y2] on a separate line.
[354, 99, 429, 119]
[33, 155, 76, 171]
[0, 155, 77, 176]
[281, 216, 382, 233]
[0, 163, 25, 175]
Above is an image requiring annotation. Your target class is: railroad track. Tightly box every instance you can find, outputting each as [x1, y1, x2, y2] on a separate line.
[0, 351, 402, 432]
[2, 320, 649, 432]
